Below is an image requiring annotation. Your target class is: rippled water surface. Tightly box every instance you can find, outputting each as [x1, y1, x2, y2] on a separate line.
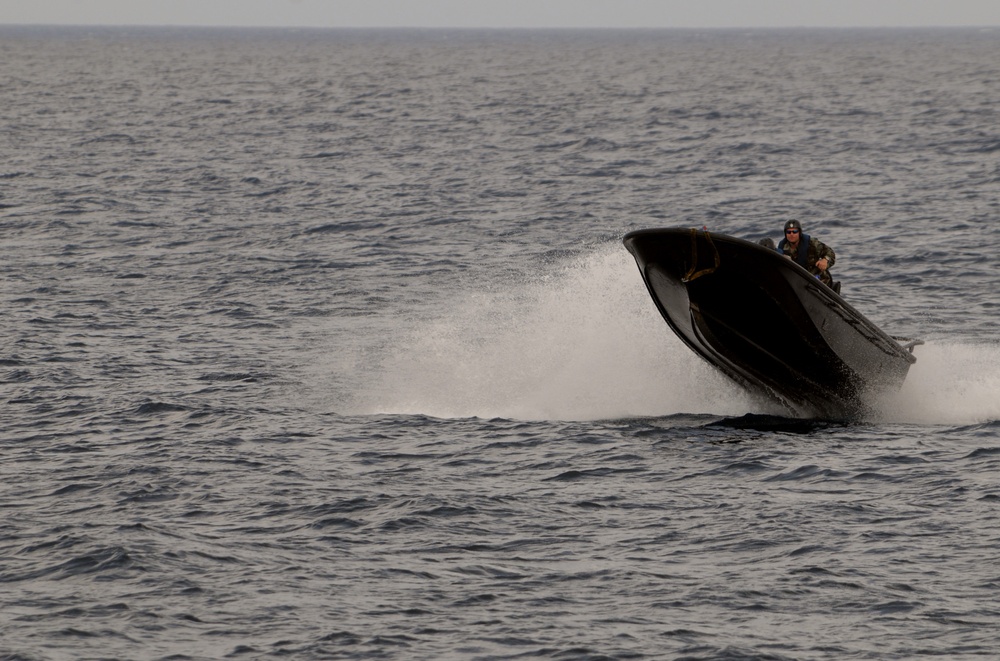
[2, 26, 1000, 660]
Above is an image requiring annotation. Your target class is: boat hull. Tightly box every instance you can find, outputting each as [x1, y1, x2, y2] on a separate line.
[624, 227, 916, 419]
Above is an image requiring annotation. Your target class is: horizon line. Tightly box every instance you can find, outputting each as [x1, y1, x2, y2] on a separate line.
[2, 22, 998, 30]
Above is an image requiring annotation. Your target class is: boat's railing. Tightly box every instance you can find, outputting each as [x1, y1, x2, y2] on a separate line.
[682, 228, 720, 283]
[894, 338, 925, 354]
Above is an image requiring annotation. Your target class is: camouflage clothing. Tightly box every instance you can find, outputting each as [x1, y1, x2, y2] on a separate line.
[779, 235, 836, 287]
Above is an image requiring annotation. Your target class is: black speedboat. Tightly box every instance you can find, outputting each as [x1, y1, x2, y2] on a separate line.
[623, 227, 921, 419]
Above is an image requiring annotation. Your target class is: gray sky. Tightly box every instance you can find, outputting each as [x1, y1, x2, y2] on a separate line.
[3, 0, 1000, 29]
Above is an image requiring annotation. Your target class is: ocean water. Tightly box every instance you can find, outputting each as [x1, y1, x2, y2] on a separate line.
[2, 26, 1000, 660]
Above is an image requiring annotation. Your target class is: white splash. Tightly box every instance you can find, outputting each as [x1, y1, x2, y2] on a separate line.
[341, 243, 753, 420]
[876, 341, 1000, 426]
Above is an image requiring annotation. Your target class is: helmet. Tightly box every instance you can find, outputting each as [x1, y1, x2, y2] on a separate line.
[784, 219, 802, 232]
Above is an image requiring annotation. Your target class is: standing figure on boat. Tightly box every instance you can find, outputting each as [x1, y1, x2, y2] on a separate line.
[778, 219, 838, 290]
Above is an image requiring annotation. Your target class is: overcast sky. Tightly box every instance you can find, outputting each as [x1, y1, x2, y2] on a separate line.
[2, 0, 1000, 29]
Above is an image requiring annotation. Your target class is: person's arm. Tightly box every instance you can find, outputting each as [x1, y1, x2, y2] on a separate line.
[814, 239, 835, 270]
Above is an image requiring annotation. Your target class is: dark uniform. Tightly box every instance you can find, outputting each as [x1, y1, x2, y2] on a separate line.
[778, 220, 836, 288]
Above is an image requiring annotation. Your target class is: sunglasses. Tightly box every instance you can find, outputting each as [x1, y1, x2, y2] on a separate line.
[785, 229, 800, 234]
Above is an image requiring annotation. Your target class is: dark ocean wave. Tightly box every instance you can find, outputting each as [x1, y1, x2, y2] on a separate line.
[2, 25, 1000, 661]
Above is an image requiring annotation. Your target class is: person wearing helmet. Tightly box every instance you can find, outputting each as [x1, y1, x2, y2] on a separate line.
[778, 219, 837, 290]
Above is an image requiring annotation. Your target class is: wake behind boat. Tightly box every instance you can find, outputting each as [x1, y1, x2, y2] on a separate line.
[624, 227, 921, 419]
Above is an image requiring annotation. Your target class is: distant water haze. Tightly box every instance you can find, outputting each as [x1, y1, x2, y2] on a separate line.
[3, 0, 1000, 28]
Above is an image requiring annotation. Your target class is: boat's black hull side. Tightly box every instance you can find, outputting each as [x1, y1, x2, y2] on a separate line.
[623, 227, 915, 419]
